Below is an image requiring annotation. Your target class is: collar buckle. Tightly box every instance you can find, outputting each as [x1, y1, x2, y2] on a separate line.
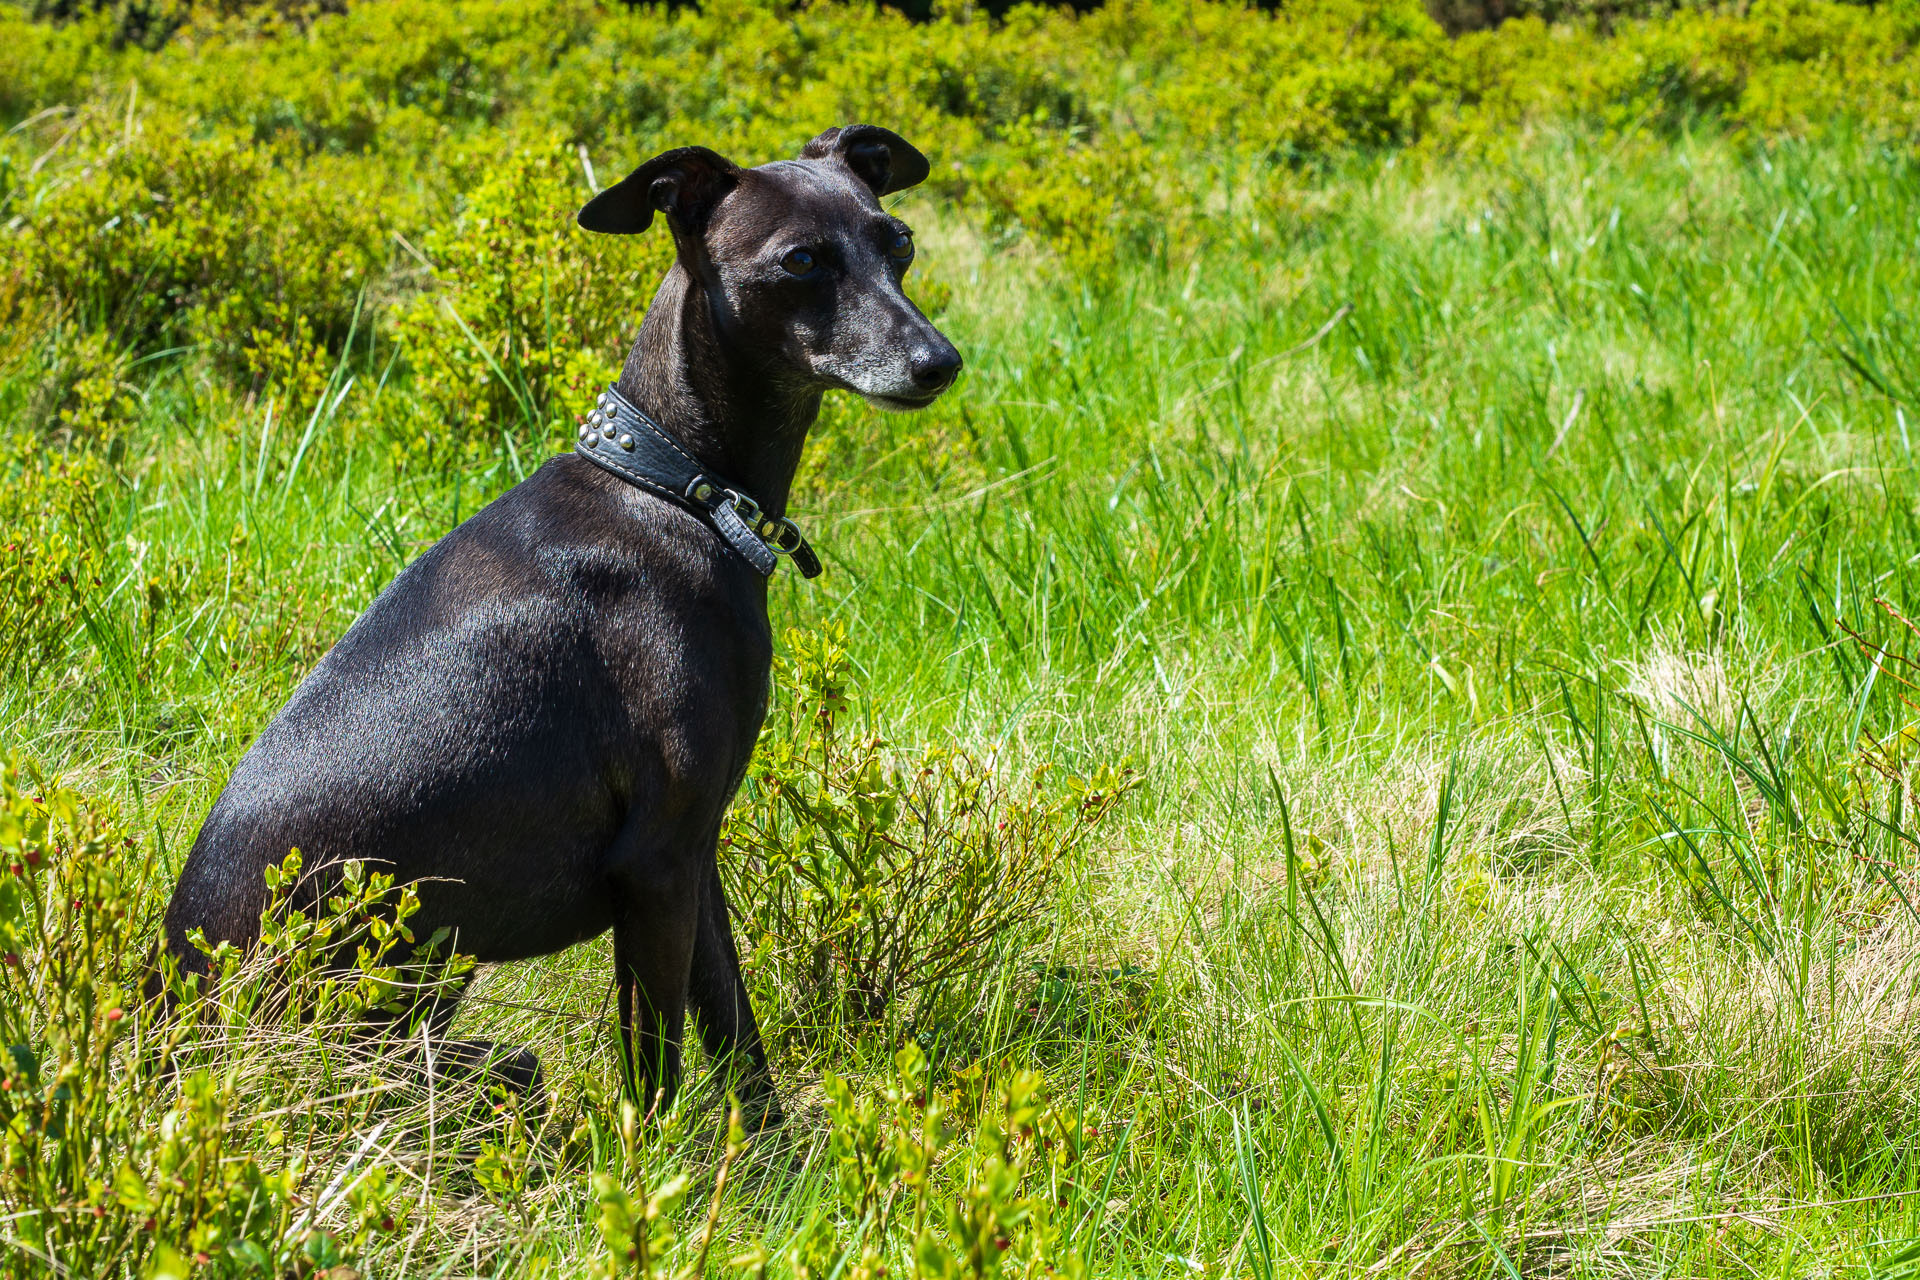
[721, 488, 762, 529]
[762, 517, 806, 557]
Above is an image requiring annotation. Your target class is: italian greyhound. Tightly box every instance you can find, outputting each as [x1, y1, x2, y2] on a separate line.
[158, 124, 962, 1121]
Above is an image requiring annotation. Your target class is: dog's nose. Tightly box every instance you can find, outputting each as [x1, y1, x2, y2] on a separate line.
[910, 343, 963, 392]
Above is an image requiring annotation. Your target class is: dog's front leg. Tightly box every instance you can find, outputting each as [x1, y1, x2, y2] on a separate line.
[688, 856, 783, 1127]
[608, 838, 704, 1115]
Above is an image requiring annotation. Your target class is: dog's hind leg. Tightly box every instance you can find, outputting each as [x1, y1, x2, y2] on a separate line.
[688, 857, 784, 1129]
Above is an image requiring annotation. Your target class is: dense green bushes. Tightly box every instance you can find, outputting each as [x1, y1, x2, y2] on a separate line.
[2, 0, 1918, 401]
[392, 141, 674, 449]
[21, 113, 391, 372]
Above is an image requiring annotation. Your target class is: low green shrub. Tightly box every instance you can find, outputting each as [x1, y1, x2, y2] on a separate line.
[0, 10, 120, 122]
[0, 764, 482, 1277]
[722, 626, 1136, 1048]
[565, 1045, 1104, 1278]
[805, 1044, 1097, 1280]
[390, 139, 671, 459]
[16, 109, 393, 383]
[0, 437, 107, 681]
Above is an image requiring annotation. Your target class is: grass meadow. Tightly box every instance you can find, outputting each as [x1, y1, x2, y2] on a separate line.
[6, 3, 1920, 1275]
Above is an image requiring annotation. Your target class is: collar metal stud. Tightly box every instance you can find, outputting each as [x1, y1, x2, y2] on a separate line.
[618, 434, 635, 450]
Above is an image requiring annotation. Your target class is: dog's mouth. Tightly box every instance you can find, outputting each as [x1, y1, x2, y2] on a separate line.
[861, 389, 946, 412]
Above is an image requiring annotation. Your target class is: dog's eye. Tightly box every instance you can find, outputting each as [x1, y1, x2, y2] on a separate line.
[887, 232, 914, 262]
[781, 248, 816, 276]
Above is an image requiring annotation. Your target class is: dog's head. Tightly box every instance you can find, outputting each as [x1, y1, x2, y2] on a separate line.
[578, 125, 962, 411]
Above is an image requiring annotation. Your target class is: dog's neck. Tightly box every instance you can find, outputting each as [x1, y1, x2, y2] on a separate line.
[617, 266, 820, 519]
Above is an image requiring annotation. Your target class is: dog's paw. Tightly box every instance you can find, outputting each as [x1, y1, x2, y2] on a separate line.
[485, 1044, 545, 1100]
[429, 1038, 545, 1105]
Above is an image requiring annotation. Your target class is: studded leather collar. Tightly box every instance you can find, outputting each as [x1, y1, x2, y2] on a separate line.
[574, 384, 822, 579]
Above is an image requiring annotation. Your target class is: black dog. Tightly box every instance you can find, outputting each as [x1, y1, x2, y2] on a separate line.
[159, 125, 961, 1119]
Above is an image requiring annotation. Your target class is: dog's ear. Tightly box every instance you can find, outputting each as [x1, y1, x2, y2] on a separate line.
[800, 125, 930, 197]
[577, 146, 741, 235]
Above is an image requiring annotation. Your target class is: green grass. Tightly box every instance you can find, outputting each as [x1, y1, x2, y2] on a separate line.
[12, 120, 1920, 1275]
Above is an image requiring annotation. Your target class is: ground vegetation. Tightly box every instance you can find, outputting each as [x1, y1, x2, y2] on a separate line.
[4, 0, 1920, 1274]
